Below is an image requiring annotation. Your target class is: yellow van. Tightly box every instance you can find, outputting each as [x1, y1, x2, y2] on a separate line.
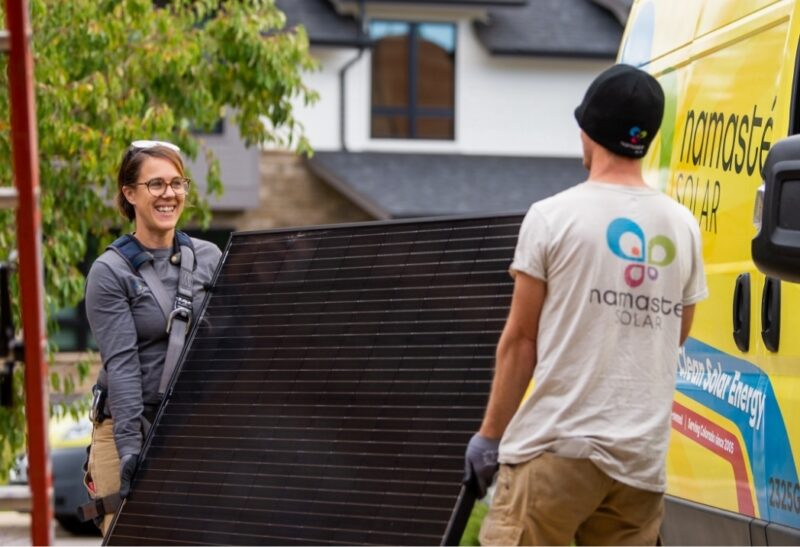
[620, 0, 800, 543]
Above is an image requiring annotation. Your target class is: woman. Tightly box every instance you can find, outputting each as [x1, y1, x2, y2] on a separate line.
[84, 141, 222, 533]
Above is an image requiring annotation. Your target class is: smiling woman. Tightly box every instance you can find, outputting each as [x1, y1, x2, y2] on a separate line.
[82, 141, 222, 535]
[116, 142, 188, 248]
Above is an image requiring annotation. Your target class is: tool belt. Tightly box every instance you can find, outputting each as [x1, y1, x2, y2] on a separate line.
[78, 386, 159, 524]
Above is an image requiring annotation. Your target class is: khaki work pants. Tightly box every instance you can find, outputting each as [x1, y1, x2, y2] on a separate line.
[479, 452, 664, 546]
[87, 419, 120, 536]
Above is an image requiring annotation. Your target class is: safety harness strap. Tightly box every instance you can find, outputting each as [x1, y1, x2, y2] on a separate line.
[159, 244, 194, 395]
[77, 492, 121, 522]
[138, 263, 172, 322]
[107, 234, 153, 270]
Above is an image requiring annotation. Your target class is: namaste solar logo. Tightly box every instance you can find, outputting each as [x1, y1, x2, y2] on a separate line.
[606, 217, 675, 288]
[629, 126, 648, 144]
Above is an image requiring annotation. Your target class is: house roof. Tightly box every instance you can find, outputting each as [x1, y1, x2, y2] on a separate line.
[333, 0, 526, 6]
[475, 0, 623, 59]
[307, 151, 587, 219]
[275, 0, 365, 47]
[474, 0, 623, 58]
[277, 0, 624, 56]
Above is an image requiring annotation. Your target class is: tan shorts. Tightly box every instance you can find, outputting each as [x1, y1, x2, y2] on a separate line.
[479, 452, 663, 546]
[86, 419, 120, 536]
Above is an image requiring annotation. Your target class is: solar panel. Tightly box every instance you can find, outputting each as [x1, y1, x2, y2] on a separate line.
[106, 214, 523, 546]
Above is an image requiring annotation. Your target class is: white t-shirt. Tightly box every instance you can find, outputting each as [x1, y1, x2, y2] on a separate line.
[500, 181, 708, 492]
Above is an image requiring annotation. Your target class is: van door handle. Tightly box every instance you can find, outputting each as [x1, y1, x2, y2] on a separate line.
[733, 273, 751, 352]
[761, 277, 781, 352]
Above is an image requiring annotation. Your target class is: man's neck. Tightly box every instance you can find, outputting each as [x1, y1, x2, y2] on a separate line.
[587, 151, 648, 188]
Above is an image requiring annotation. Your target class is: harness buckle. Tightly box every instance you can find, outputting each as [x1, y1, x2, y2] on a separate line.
[166, 308, 191, 334]
[166, 304, 191, 334]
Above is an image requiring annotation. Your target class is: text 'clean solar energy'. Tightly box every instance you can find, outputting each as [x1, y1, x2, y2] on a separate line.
[107, 214, 523, 546]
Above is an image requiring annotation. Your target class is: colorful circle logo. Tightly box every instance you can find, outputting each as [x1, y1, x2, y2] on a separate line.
[606, 217, 675, 288]
[629, 126, 648, 144]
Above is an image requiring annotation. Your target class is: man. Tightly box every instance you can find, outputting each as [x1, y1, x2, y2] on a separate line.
[464, 64, 707, 545]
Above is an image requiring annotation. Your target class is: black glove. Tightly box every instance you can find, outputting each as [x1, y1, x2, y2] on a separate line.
[464, 433, 500, 498]
[119, 453, 139, 499]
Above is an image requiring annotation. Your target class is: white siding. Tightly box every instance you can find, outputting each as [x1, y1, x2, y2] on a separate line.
[295, 48, 358, 151]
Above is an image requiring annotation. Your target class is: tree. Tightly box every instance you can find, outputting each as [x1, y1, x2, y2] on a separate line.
[0, 0, 317, 478]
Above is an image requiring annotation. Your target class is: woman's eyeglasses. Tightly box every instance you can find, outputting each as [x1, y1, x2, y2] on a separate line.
[134, 176, 191, 196]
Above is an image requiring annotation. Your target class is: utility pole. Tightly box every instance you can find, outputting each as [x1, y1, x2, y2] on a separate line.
[2, 0, 52, 544]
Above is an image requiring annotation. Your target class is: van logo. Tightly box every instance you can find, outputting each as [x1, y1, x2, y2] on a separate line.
[629, 126, 648, 144]
[606, 218, 675, 288]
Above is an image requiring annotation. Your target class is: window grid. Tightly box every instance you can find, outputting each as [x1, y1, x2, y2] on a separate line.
[370, 21, 456, 141]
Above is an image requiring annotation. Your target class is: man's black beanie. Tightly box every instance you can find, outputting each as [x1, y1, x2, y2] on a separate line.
[574, 64, 665, 158]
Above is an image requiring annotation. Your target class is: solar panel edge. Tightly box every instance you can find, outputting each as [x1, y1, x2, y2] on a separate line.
[228, 211, 525, 240]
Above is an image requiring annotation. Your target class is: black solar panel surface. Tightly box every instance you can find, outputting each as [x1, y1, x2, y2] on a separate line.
[107, 214, 523, 546]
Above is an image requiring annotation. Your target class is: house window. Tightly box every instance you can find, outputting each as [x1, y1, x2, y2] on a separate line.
[370, 21, 456, 140]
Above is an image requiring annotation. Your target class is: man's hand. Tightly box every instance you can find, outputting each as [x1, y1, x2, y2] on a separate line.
[464, 433, 500, 498]
[119, 453, 139, 499]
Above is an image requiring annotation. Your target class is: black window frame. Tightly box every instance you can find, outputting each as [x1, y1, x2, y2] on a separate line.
[369, 19, 458, 141]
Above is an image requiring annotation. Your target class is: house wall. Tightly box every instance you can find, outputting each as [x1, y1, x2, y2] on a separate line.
[294, 14, 613, 157]
[300, 48, 359, 151]
[187, 111, 262, 211]
[212, 150, 373, 232]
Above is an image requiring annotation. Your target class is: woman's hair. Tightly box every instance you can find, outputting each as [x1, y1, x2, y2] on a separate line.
[116, 145, 185, 221]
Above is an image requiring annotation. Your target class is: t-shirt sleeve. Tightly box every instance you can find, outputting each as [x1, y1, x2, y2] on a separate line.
[510, 205, 550, 282]
[682, 222, 708, 305]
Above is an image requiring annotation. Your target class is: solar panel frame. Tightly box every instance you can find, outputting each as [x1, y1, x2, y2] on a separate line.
[104, 212, 524, 546]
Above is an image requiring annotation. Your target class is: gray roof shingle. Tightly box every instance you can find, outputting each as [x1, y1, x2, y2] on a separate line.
[474, 0, 623, 58]
[333, 0, 526, 6]
[275, 0, 364, 47]
[307, 151, 587, 219]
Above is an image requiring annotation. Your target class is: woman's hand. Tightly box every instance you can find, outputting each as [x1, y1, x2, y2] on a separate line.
[119, 453, 140, 498]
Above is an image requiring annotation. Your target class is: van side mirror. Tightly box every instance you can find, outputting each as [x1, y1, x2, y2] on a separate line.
[752, 135, 800, 283]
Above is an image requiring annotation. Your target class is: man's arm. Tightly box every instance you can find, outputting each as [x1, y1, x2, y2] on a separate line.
[479, 272, 546, 439]
[463, 272, 546, 496]
[680, 304, 696, 347]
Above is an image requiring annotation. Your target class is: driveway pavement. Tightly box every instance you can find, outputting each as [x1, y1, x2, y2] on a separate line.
[0, 511, 101, 546]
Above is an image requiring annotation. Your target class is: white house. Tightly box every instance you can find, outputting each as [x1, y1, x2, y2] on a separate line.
[269, 0, 628, 219]
[191, 0, 629, 225]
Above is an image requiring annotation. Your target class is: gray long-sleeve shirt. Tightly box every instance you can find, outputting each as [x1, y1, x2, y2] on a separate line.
[85, 237, 222, 458]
